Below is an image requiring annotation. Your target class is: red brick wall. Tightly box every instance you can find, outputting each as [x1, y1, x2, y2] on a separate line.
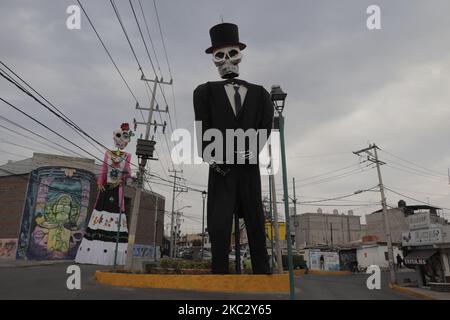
[0, 175, 29, 239]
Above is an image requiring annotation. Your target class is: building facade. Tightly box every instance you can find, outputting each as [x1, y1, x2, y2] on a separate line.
[402, 210, 450, 286]
[292, 209, 364, 249]
[0, 153, 165, 262]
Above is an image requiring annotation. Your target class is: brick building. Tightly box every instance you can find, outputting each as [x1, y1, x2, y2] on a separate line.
[0, 153, 165, 262]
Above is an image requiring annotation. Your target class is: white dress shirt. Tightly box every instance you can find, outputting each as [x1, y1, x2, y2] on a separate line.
[224, 83, 247, 115]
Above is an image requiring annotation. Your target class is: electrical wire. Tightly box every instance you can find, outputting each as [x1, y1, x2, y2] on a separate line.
[384, 186, 450, 211]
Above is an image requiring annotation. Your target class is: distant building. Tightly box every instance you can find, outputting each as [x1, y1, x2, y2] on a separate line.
[0, 153, 165, 262]
[365, 200, 446, 243]
[292, 209, 364, 249]
[356, 242, 403, 269]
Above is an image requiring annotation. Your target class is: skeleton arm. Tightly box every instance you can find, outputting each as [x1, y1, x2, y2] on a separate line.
[97, 151, 109, 191]
[193, 83, 212, 163]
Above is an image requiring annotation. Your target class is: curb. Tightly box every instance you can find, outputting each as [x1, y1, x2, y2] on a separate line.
[388, 283, 435, 300]
[96, 271, 290, 293]
[296, 270, 352, 276]
[0, 260, 72, 268]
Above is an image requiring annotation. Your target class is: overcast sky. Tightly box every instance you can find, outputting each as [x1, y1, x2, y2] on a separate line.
[1, 0, 449, 234]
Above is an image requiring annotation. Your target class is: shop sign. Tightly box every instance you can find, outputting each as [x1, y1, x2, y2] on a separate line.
[402, 227, 442, 246]
[407, 212, 431, 230]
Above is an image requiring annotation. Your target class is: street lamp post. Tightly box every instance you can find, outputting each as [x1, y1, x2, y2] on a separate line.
[266, 187, 275, 270]
[270, 84, 295, 300]
[201, 191, 207, 259]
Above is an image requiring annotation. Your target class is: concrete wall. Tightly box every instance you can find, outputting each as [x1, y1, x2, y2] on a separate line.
[365, 209, 409, 243]
[293, 212, 363, 248]
[356, 245, 403, 269]
[124, 186, 165, 249]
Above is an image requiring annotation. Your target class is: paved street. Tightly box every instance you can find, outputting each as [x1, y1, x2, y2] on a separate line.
[0, 262, 415, 300]
[0, 262, 289, 300]
[296, 273, 414, 300]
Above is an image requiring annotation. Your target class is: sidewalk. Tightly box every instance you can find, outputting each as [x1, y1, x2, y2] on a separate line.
[0, 258, 72, 268]
[389, 284, 450, 300]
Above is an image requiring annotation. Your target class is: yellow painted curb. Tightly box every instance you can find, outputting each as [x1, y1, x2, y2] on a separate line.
[290, 269, 350, 276]
[293, 269, 306, 276]
[308, 270, 352, 276]
[388, 283, 435, 300]
[96, 271, 289, 293]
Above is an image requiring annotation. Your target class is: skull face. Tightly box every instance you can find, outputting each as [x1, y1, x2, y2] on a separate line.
[212, 45, 242, 79]
[113, 129, 130, 150]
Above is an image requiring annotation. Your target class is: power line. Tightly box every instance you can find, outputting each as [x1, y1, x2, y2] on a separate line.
[386, 164, 447, 182]
[152, 0, 172, 78]
[0, 115, 84, 157]
[295, 161, 368, 183]
[0, 97, 107, 166]
[296, 163, 376, 189]
[380, 148, 446, 177]
[0, 62, 106, 156]
[150, 0, 179, 133]
[109, 0, 177, 172]
[77, 0, 140, 104]
[384, 186, 450, 211]
[380, 156, 446, 180]
[137, 0, 163, 78]
[298, 186, 378, 204]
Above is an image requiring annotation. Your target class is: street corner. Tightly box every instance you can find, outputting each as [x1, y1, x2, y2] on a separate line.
[388, 283, 436, 300]
[95, 271, 290, 293]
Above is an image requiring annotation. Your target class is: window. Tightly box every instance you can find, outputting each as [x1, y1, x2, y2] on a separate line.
[384, 252, 389, 261]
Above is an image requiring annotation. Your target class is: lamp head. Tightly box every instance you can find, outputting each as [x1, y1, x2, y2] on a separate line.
[270, 84, 287, 113]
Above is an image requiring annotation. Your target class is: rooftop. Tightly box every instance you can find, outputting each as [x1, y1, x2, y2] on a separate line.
[0, 153, 99, 177]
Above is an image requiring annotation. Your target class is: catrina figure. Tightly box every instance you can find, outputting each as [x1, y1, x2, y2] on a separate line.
[75, 123, 133, 265]
[193, 23, 274, 274]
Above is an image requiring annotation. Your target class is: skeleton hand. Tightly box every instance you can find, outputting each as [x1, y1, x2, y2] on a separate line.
[98, 184, 105, 192]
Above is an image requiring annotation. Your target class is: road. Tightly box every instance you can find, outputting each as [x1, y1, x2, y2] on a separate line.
[0, 262, 415, 300]
[0, 263, 288, 300]
[296, 272, 415, 300]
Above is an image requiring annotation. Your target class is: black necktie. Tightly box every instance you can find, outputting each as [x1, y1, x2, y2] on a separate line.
[234, 85, 242, 115]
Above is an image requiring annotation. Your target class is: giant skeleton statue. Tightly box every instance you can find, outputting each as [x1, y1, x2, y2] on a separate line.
[75, 123, 132, 265]
[193, 23, 274, 274]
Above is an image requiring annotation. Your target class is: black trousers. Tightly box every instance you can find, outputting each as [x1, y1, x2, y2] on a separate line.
[207, 164, 270, 274]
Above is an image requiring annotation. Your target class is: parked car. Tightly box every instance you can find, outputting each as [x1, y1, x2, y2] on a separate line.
[229, 249, 249, 270]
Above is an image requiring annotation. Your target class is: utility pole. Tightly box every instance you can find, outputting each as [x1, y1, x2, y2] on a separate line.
[353, 143, 397, 284]
[292, 177, 298, 247]
[201, 190, 207, 259]
[330, 223, 333, 249]
[174, 210, 184, 256]
[169, 169, 186, 258]
[268, 143, 283, 273]
[153, 197, 159, 261]
[125, 75, 171, 271]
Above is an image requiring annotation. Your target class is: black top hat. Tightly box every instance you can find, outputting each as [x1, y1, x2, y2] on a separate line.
[205, 23, 246, 54]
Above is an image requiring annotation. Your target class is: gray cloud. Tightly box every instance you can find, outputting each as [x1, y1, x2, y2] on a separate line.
[1, 0, 449, 233]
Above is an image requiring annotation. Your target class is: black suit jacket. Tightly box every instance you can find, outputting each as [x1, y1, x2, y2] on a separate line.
[193, 80, 274, 165]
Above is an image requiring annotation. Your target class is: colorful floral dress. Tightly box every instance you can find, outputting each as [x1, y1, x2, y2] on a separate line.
[75, 150, 131, 265]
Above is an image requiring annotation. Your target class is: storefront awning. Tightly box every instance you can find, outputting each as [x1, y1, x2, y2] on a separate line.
[404, 249, 437, 265]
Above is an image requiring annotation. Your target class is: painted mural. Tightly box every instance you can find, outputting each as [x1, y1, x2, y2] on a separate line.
[0, 239, 17, 259]
[16, 167, 95, 260]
